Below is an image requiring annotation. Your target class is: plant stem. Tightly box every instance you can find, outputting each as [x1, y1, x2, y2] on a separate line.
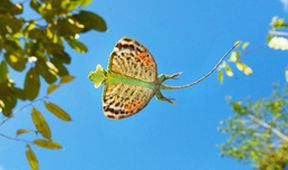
[0, 95, 48, 128]
[0, 133, 32, 144]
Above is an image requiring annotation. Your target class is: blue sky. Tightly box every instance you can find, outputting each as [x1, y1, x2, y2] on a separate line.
[1, 0, 288, 170]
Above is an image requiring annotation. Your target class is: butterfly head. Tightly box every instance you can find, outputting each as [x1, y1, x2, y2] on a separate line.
[88, 64, 106, 88]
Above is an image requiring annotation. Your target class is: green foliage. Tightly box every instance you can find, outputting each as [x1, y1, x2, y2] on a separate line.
[219, 85, 288, 169]
[217, 41, 253, 84]
[268, 17, 288, 51]
[218, 16, 288, 84]
[259, 143, 288, 170]
[0, 0, 106, 169]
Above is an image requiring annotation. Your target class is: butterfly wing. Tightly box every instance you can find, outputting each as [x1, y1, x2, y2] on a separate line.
[107, 37, 157, 82]
[102, 37, 157, 119]
[103, 83, 154, 119]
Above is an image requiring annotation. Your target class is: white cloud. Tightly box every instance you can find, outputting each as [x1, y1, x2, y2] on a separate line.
[0, 165, 4, 170]
[281, 0, 288, 10]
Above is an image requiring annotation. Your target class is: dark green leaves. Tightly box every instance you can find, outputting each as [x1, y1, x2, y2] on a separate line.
[0, 61, 8, 83]
[31, 108, 51, 139]
[44, 102, 72, 121]
[72, 10, 107, 32]
[0, 0, 106, 169]
[24, 68, 40, 100]
[67, 39, 88, 53]
[0, 0, 23, 15]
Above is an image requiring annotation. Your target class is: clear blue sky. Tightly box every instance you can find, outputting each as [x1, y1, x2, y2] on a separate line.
[1, 0, 288, 170]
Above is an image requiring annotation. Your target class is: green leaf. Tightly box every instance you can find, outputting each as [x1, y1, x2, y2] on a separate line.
[44, 102, 72, 121]
[229, 52, 240, 62]
[218, 69, 223, 84]
[16, 129, 33, 136]
[60, 75, 75, 84]
[72, 10, 107, 32]
[47, 84, 60, 94]
[67, 39, 88, 53]
[31, 108, 51, 139]
[0, 61, 9, 83]
[4, 52, 27, 72]
[225, 64, 234, 77]
[24, 68, 40, 100]
[34, 139, 62, 150]
[80, 0, 93, 6]
[26, 144, 39, 170]
[242, 42, 250, 50]
[0, 83, 17, 117]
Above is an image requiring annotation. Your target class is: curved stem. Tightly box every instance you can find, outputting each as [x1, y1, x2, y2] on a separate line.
[160, 42, 240, 90]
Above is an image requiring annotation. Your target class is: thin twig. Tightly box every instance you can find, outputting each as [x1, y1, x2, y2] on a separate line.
[0, 95, 49, 128]
[0, 133, 32, 144]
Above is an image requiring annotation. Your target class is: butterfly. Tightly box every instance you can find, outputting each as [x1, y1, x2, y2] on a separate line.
[88, 37, 239, 120]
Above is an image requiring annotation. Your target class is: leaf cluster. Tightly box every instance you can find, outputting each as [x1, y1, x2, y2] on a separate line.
[219, 85, 288, 169]
[0, 0, 107, 169]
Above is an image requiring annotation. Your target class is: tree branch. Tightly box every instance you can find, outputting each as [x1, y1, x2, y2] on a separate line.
[247, 114, 288, 142]
[269, 30, 288, 37]
[0, 133, 32, 144]
[0, 95, 49, 128]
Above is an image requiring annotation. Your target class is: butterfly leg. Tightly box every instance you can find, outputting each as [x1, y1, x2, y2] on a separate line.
[158, 72, 183, 83]
[155, 90, 176, 105]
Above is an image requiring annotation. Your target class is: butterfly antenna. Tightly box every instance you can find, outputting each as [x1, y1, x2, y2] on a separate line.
[161, 41, 241, 90]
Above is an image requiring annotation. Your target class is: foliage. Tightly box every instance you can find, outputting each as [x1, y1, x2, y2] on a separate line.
[258, 142, 288, 170]
[217, 16, 288, 84]
[0, 0, 106, 169]
[219, 85, 288, 169]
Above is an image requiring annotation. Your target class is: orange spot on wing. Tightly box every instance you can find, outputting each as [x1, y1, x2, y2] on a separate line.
[124, 101, 143, 112]
[137, 52, 154, 67]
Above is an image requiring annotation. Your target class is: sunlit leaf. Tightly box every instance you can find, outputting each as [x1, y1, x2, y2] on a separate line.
[26, 144, 39, 170]
[242, 42, 250, 50]
[44, 102, 72, 121]
[31, 108, 51, 139]
[47, 84, 60, 94]
[229, 52, 240, 63]
[268, 36, 288, 51]
[225, 64, 234, 77]
[4, 52, 27, 72]
[60, 75, 75, 84]
[34, 139, 62, 150]
[80, 0, 93, 6]
[16, 129, 33, 136]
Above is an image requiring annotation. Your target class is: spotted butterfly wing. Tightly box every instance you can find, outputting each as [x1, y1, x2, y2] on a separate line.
[103, 37, 158, 119]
